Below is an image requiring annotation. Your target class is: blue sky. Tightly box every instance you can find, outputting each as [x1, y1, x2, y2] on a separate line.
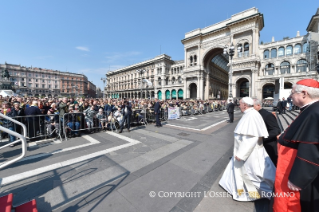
[0, 0, 317, 89]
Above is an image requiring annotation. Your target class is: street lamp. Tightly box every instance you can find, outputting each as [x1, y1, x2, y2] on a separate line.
[223, 43, 235, 100]
[101, 77, 107, 99]
[136, 69, 146, 98]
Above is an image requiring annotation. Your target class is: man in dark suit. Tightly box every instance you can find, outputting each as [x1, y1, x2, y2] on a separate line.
[24, 100, 42, 140]
[253, 98, 281, 166]
[281, 97, 287, 114]
[226, 99, 235, 123]
[276, 99, 282, 114]
[119, 101, 132, 133]
[154, 98, 162, 127]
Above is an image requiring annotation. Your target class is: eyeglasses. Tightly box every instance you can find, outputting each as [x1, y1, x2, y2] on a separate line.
[290, 91, 300, 96]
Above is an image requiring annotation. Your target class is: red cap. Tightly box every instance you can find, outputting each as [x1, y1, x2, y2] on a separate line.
[296, 79, 319, 88]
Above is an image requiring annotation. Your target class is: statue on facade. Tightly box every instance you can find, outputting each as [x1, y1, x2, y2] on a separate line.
[2, 69, 10, 80]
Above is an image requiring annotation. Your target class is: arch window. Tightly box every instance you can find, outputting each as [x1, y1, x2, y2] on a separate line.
[303, 42, 309, 53]
[294, 44, 301, 54]
[263, 50, 269, 59]
[296, 59, 307, 72]
[280, 61, 290, 74]
[238, 44, 243, 58]
[286, 45, 293, 56]
[271, 48, 277, 58]
[265, 63, 275, 75]
[194, 55, 197, 65]
[172, 77, 176, 84]
[244, 43, 249, 57]
[278, 47, 285, 57]
[165, 77, 169, 85]
[178, 76, 182, 83]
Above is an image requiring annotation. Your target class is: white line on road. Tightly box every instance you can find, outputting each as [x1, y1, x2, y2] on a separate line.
[16, 135, 101, 163]
[166, 119, 227, 131]
[0, 132, 140, 186]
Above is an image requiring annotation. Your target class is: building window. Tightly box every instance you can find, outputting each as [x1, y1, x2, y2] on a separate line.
[280, 61, 290, 74]
[42, 75, 45, 78]
[286, 45, 293, 56]
[263, 50, 269, 59]
[294, 44, 301, 54]
[271, 49, 277, 58]
[29, 79, 32, 82]
[36, 79, 38, 82]
[244, 43, 249, 57]
[42, 85, 45, 88]
[238, 44, 243, 58]
[190, 56, 193, 66]
[28, 83, 32, 87]
[265, 64, 275, 75]
[42, 80, 45, 83]
[36, 84, 39, 88]
[22, 78, 24, 81]
[29, 74, 32, 77]
[194, 55, 197, 65]
[36, 74, 38, 77]
[303, 42, 309, 53]
[278, 47, 285, 57]
[296, 59, 307, 72]
[55, 85, 58, 89]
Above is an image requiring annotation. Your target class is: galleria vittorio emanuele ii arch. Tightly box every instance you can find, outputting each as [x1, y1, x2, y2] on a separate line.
[106, 7, 318, 100]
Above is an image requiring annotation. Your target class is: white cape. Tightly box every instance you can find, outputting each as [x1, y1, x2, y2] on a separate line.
[234, 108, 269, 138]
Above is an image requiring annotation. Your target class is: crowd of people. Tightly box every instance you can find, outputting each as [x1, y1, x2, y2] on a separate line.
[0, 96, 232, 145]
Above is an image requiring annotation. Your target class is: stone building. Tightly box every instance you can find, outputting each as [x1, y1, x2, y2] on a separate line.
[59, 72, 89, 97]
[0, 63, 97, 97]
[106, 7, 319, 100]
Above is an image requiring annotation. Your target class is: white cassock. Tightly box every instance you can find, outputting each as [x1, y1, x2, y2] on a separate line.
[219, 107, 276, 201]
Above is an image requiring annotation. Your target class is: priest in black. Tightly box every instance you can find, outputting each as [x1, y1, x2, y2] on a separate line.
[273, 79, 319, 212]
[253, 98, 281, 166]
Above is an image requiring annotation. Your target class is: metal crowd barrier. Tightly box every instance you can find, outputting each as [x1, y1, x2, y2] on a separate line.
[0, 113, 62, 143]
[0, 113, 27, 170]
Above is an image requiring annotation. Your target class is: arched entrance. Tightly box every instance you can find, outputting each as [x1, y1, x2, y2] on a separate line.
[178, 89, 183, 99]
[158, 90, 162, 100]
[262, 83, 275, 99]
[236, 78, 249, 97]
[171, 89, 176, 99]
[284, 82, 293, 89]
[202, 47, 229, 99]
[189, 83, 197, 99]
[165, 90, 170, 100]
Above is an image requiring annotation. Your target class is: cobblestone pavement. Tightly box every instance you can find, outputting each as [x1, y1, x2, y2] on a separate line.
[0, 109, 273, 212]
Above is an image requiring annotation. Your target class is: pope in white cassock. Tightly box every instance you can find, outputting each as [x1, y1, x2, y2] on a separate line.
[219, 97, 276, 201]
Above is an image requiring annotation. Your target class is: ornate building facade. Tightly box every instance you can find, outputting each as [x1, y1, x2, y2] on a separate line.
[0, 63, 97, 97]
[106, 7, 319, 100]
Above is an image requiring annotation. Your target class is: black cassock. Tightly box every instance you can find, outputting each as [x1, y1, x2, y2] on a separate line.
[275, 101, 319, 212]
[258, 108, 281, 166]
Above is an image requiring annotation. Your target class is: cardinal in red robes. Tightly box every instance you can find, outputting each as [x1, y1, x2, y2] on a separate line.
[273, 79, 319, 212]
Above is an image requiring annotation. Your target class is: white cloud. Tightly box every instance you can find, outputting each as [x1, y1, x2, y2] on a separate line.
[104, 51, 141, 63]
[76, 46, 90, 52]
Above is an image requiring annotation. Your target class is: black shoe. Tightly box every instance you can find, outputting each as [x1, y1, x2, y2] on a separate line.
[127, 129, 130, 132]
[119, 130, 123, 133]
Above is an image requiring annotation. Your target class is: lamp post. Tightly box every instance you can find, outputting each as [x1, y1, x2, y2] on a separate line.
[223, 43, 236, 100]
[136, 69, 146, 98]
[101, 77, 107, 99]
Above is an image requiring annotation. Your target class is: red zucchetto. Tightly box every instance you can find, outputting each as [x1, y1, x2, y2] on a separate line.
[296, 79, 319, 88]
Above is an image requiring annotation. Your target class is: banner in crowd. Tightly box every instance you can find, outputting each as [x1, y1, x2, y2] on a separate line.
[168, 107, 180, 120]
